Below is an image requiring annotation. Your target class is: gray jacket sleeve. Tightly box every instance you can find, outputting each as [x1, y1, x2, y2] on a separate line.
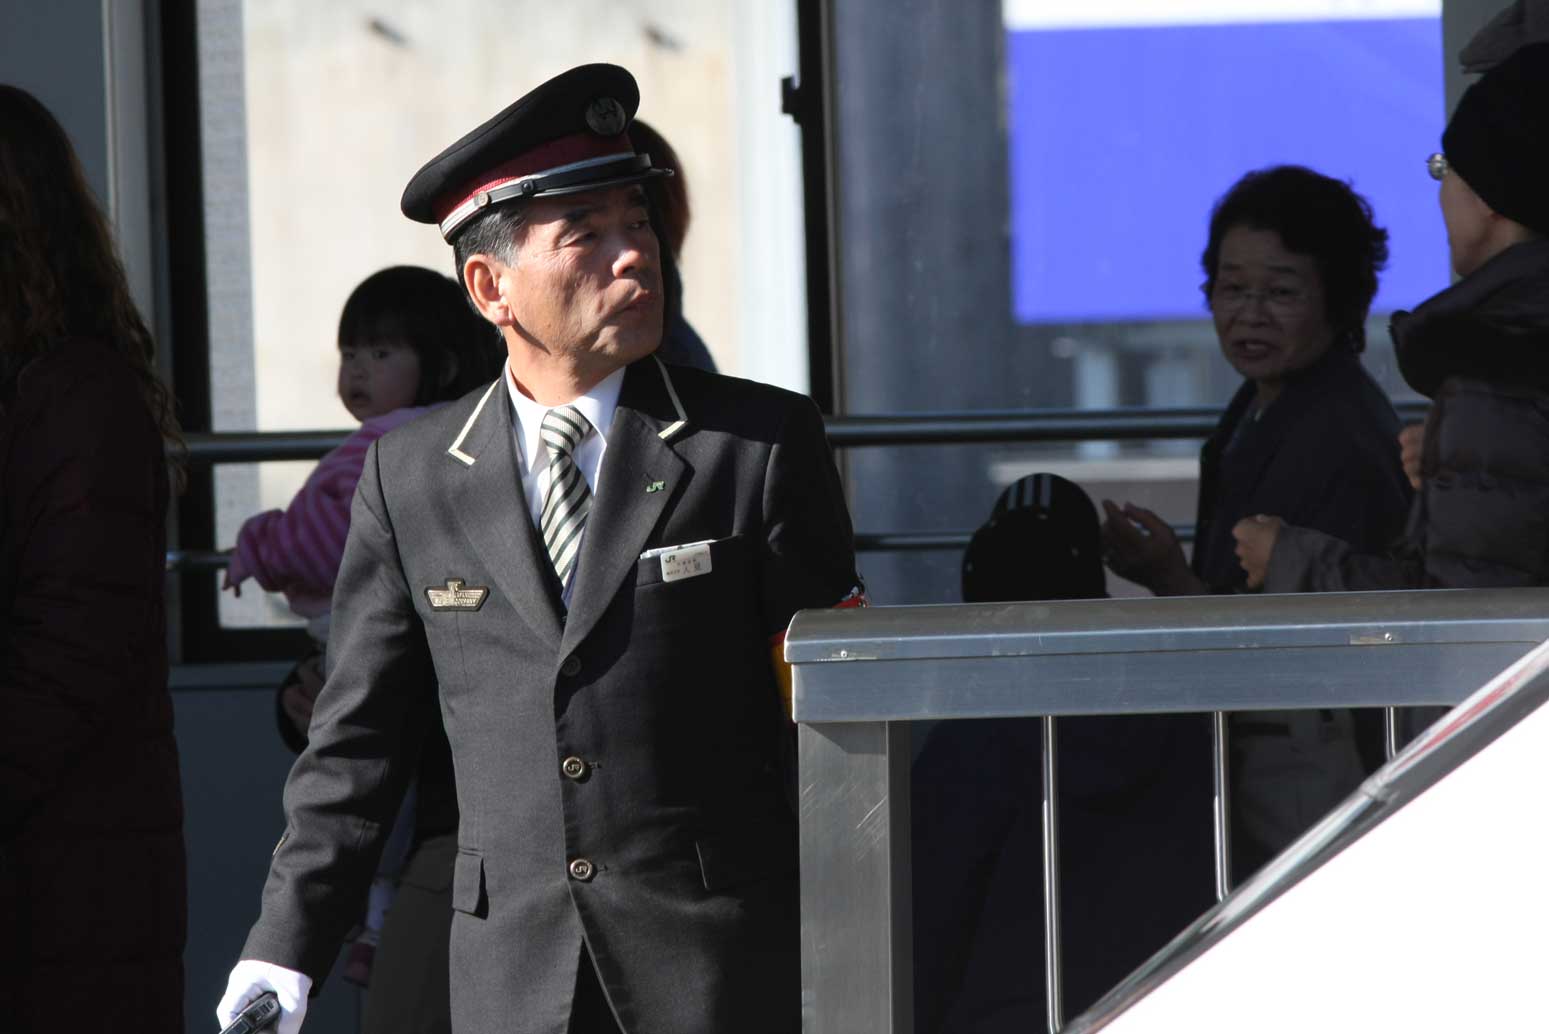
[241, 440, 435, 982]
[1263, 522, 1422, 594]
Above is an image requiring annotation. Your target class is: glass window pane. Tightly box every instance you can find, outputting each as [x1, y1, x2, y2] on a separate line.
[832, 0, 1443, 605]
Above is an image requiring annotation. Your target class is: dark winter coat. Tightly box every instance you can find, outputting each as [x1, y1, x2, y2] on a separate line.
[1196, 346, 1412, 879]
[1195, 347, 1412, 592]
[0, 338, 185, 1033]
[1266, 239, 1549, 594]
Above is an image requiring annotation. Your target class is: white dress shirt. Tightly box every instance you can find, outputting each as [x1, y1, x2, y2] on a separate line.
[504, 363, 624, 599]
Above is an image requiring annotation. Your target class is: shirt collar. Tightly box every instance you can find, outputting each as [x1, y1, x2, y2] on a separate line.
[505, 363, 626, 470]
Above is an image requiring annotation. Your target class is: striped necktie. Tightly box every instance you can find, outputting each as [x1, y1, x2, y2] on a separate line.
[538, 405, 593, 588]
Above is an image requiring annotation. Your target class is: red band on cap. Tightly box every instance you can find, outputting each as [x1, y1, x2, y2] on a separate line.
[433, 132, 634, 225]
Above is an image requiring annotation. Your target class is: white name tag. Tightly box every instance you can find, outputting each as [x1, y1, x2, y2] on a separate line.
[660, 542, 713, 583]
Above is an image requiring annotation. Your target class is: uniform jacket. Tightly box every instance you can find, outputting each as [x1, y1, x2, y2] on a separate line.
[1266, 239, 1549, 594]
[242, 356, 858, 1034]
[0, 338, 185, 1032]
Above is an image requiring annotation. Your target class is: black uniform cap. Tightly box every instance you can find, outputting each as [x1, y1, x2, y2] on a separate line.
[401, 63, 671, 241]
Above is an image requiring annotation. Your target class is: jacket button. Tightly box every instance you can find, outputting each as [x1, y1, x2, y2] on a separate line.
[561, 655, 582, 678]
[569, 857, 595, 881]
[561, 756, 589, 780]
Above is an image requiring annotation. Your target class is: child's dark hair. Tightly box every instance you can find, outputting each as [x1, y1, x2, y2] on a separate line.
[338, 265, 504, 404]
[1200, 165, 1389, 353]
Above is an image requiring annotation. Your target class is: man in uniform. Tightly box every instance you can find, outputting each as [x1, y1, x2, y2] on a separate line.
[217, 63, 860, 1034]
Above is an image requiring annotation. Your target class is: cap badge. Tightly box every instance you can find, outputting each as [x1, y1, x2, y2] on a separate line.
[585, 96, 628, 136]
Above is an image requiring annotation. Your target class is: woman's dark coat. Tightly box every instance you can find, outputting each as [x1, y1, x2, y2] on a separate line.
[1194, 346, 1411, 592]
[0, 339, 185, 1032]
[1197, 346, 1412, 879]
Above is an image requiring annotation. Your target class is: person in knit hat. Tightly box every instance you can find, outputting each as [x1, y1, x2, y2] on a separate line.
[1234, 42, 1549, 608]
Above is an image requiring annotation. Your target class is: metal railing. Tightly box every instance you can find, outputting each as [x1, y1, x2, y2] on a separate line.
[180, 400, 1431, 460]
[167, 402, 1426, 571]
[786, 587, 1549, 1034]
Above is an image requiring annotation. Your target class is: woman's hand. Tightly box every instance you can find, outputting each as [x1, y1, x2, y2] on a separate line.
[1398, 416, 1430, 491]
[220, 548, 242, 595]
[1101, 500, 1205, 596]
[1231, 514, 1283, 590]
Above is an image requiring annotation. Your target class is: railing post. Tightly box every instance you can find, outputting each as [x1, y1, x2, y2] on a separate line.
[1212, 711, 1233, 901]
[1041, 715, 1064, 1033]
[799, 720, 913, 1034]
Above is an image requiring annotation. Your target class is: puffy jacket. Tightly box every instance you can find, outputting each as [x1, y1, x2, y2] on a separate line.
[1266, 239, 1549, 592]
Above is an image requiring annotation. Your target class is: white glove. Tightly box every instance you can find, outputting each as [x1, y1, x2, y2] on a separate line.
[216, 958, 312, 1034]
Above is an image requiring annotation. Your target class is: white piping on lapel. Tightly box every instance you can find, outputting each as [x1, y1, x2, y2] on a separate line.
[653, 356, 689, 441]
[446, 378, 503, 466]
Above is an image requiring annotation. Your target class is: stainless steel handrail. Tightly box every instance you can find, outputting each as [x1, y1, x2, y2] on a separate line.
[788, 588, 1549, 1034]
[183, 429, 353, 463]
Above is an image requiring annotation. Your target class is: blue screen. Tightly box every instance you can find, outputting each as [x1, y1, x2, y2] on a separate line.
[1007, 18, 1447, 324]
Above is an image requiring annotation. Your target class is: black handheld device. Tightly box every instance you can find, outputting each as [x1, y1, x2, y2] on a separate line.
[219, 991, 282, 1034]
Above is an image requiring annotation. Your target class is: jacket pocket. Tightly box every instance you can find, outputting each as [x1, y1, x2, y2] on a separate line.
[451, 847, 488, 918]
[694, 821, 797, 893]
[636, 534, 746, 589]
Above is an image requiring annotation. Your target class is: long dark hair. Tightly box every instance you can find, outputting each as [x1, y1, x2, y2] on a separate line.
[337, 266, 505, 404]
[0, 85, 184, 469]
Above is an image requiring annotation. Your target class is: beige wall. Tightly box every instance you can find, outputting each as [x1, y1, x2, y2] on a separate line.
[242, 0, 757, 434]
[223, 1, 804, 626]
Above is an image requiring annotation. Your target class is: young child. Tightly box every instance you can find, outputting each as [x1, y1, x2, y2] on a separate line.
[225, 265, 496, 624]
[224, 264, 501, 986]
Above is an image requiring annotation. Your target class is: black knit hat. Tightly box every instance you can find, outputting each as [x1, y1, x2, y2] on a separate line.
[1442, 41, 1549, 236]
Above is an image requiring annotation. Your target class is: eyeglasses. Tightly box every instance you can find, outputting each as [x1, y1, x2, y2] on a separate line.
[1210, 283, 1310, 317]
[1427, 152, 1450, 181]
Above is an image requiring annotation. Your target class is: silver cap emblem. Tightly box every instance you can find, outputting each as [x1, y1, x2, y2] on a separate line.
[585, 96, 627, 136]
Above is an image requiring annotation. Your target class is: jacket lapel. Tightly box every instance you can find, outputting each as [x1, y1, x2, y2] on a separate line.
[445, 378, 565, 649]
[561, 359, 689, 656]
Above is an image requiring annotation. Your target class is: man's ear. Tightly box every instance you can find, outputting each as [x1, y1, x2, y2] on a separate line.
[463, 254, 514, 327]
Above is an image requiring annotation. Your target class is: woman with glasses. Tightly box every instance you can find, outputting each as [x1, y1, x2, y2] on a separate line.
[1236, 43, 1549, 602]
[1102, 164, 1412, 880]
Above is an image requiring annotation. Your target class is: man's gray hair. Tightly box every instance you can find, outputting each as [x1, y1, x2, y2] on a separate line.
[451, 203, 528, 300]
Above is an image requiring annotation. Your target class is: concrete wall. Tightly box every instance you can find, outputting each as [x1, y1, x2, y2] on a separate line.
[173, 666, 363, 1032]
